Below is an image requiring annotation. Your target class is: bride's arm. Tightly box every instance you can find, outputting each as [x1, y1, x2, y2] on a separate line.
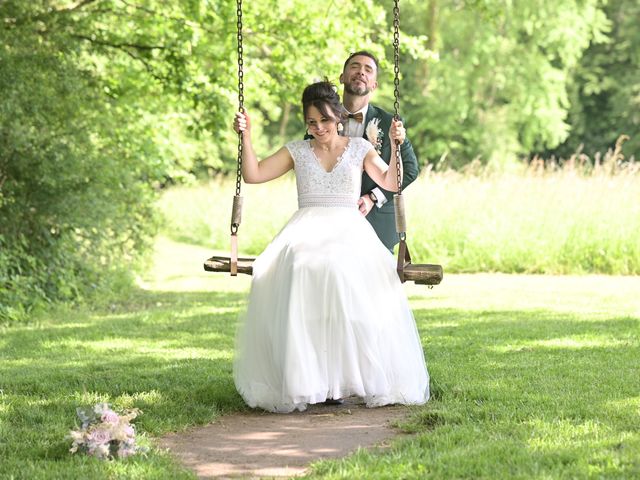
[234, 111, 294, 184]
[363, 120, 404, 191]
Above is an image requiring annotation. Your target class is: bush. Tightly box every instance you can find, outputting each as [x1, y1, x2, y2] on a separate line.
[0, 11, 161, 323]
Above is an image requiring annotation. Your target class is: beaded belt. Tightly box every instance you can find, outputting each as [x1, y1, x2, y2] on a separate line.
[298, 194, 358, 208]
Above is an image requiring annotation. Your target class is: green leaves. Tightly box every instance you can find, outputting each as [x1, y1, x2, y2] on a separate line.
[555, 0, 640, 159]
[0, 1, 164, 322]
[398, 0, 613, 166]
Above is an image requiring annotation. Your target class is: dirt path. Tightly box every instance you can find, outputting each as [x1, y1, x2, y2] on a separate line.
[159, 397, 411, 478]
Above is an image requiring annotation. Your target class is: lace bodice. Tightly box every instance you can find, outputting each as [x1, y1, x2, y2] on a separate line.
[285, 137, 373, 208]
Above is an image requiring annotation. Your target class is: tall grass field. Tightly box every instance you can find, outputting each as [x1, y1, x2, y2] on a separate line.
[159, 157, 640, 275]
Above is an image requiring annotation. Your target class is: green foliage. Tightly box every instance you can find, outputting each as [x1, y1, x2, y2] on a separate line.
[158, 175, 298, 255]
[397, 0, 611, 168]
[552, 0, 640, 159]
[0, 1, 167, 322]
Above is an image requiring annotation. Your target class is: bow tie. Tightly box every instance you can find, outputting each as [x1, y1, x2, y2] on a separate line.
[345, 112, 364, 123]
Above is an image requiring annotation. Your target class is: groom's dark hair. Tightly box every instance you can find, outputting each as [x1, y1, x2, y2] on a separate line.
[343, 51, 379, 71]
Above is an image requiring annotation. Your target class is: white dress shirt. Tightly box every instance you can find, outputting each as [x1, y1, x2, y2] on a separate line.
[343, 104, 387, 208]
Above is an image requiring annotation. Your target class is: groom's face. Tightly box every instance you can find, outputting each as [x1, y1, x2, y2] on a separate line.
[340, 55, 378, 97]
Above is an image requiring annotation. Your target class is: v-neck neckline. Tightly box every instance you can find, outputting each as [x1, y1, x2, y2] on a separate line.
[308, 137, 352, 174]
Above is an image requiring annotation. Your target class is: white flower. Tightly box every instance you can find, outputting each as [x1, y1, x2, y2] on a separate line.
[69, 430, 85, 442]
[365, 118, 380, 144]
[365, 118, 383, 154]
[93, 403, 111, 415]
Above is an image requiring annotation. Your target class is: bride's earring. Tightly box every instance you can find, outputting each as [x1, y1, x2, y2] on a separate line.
[337, 122, 344, 133]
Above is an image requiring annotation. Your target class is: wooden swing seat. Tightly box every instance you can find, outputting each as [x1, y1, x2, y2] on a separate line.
[399, 262, 443, 285]
[204, 254, 443, 286]
[395, 239, 443, 285]
[204, 255, 255, 275]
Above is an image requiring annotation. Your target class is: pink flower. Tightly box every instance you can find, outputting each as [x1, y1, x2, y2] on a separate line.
[89, 428, 111, 445]
[101, 410, 120, 424]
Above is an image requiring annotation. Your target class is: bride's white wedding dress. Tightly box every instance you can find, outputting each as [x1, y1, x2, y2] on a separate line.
[233, 137, 429, 413]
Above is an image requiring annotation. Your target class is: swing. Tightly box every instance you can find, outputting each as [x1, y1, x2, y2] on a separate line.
[204, 0, 443, 286]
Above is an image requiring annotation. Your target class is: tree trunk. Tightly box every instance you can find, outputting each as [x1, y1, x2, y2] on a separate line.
[422, 0, 439, 94]
[279, 102, 291, 141]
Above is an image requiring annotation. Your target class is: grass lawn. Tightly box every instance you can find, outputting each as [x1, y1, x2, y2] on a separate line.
[1, 237, 639, 479]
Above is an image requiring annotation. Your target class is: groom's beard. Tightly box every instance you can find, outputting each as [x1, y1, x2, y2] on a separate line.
[344, 81, 371, 97]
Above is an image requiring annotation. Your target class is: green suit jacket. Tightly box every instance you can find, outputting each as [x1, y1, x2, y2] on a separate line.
[361, 104, 419, 250]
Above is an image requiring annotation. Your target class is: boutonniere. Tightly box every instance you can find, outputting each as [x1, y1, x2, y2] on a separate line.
[365, 118, 383, 155]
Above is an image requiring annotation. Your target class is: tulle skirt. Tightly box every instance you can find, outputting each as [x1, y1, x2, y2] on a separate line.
[233, 206, 429, 413]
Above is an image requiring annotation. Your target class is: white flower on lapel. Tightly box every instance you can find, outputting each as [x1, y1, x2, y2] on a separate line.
[365, 118, 383, 155]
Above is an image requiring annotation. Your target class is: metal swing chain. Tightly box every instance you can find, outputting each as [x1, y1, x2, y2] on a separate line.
[228, 0, 245, 276]
[230, 0, 244, 236]
[392, 0, 407, 242]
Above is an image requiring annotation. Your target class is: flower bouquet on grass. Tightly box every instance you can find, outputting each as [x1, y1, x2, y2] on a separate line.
[69, 402, 147, 460]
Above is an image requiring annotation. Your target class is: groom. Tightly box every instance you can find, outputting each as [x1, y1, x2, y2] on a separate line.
[339, 51, 419, 251]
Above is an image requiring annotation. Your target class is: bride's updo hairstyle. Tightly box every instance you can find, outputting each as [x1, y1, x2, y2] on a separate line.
[302, 80, 346, 122]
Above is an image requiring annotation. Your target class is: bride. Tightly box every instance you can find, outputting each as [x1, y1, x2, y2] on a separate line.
[232, 80, 429, 413]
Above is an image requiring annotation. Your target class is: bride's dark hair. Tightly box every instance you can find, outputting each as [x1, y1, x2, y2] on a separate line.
[302, 80, 345, 121]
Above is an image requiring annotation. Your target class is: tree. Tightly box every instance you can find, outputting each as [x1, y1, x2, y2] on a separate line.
[551, 0, 639, 160]
[395, 0, 610, 167]
[0, 1, 165, 320]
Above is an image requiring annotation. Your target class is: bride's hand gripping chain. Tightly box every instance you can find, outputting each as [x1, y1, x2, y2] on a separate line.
[387, 119, 404, 188]
[364, 120, 407, 192]
[390, 119, 405, 145]
[363, 118, 404, 192]
[233, 111, 250, 134]
[233, 111, 294, 184]
[233, 111, 259, 183]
